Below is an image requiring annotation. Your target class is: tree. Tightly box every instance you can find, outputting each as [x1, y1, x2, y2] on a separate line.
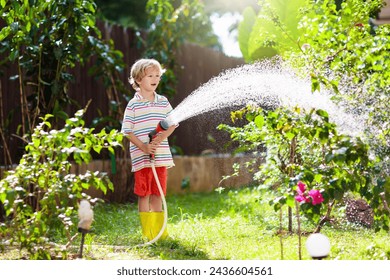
[94, 0, 148, 28]
[238, 0, 307, 62]
[94, 0, 219, 49]
[0, 0, 127, 165]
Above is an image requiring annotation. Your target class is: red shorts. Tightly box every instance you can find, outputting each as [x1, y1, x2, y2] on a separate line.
[134, 167, 167, 197]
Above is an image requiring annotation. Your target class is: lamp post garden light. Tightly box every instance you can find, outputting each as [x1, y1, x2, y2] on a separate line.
[306, 233, 331, 260]
[77, 200, 94, 259]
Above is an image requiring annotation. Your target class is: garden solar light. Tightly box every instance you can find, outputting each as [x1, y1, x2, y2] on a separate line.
[78, 200, 93, 258]
[78, 200, 93, 231]
[306, 233, 331, 260]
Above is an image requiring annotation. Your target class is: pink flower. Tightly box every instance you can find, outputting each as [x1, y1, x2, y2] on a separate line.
[294, 181, 324, 205]
[295, 182, 310, 203]
[308, 189, 324, 205]
[297, 181, 306, 195]
[295, 194, 310, 203]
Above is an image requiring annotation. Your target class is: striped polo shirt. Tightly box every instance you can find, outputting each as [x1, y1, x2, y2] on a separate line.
[121, 92, 175, 172]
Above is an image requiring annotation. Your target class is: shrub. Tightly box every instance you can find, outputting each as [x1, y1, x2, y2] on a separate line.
[0, 107, 123, 259]
[219, 105, 389, 232]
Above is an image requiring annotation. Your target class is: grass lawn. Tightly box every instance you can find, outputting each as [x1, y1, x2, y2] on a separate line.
[71, 186, 390, 260]
[1, 186, 389, 260]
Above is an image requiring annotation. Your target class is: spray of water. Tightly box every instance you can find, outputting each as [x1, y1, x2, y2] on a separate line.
[166, 60, 366, 137]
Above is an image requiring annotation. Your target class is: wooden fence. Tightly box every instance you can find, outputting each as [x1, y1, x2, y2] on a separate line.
[173, 43, 245, 155]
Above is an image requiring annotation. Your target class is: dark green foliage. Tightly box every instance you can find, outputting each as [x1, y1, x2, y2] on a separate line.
[94, 0, 148, 28]
[0, 0, 127, 138]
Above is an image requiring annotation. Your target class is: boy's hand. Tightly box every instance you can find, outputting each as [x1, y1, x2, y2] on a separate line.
[142, 142, 158, 155]
[151, 134, 163, 146]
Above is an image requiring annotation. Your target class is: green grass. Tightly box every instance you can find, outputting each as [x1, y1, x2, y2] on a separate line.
[1, 186, 389, 260]
[80, 186, 390, 260]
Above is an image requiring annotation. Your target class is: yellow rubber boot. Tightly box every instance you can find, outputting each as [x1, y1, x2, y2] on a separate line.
[139, 212, 154, 241]
[139, 212, 168, 241]
[150, 211, 168, 241]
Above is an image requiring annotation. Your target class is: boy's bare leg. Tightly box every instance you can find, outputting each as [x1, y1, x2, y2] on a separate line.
[149, 195, 163, 212]
[138, 196, 150, 212]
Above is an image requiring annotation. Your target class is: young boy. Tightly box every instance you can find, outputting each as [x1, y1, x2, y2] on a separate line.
[121, 58, 176, 241]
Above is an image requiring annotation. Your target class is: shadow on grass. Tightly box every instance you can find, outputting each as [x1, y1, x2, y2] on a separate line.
[77, 237, 211, 260]
[134, 238, 210, 260]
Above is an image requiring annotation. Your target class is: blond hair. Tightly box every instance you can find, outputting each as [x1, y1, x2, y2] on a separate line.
[129, 58, 166, 91]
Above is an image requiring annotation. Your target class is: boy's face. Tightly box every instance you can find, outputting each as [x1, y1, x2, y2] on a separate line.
[137, 67, 161, 92]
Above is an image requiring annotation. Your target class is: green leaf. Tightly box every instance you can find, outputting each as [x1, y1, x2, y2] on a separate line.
[316, 109, 329, 120]
[0, 190, 6, 204]
[311, 74, 320, 92]
[33, 138, 40, 148]
[9, 49, 19, 62]
[0, 26, 11, 41]
[241, 0, 307, 61]
[85, 137, 92, 148]
[303, 170, 314, 183]
[254, 115, 264, 129]
[314, 174, 323, 183]
[238, 7, 257, 62]
[285, 131, 295, 140]
[26, 21, 31, 32]
[286, 195, 295, 208]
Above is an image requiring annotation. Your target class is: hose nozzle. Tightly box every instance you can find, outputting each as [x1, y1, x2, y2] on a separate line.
[148, 120, 169, 143]
[148, 120, 169, 160]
